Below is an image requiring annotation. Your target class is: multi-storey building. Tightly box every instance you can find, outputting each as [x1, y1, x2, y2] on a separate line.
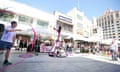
[90, 17, 103, 42]
[67, 7, 92, 40]
[0, 0, 96, 44]
[54, 11, 73, 41]
[97, 9, 120, 41]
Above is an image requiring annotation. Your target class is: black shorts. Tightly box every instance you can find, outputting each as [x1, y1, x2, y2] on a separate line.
[0, 40, 12, 50]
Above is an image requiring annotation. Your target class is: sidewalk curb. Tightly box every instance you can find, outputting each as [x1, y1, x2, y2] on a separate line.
[68, 53, 120, 65]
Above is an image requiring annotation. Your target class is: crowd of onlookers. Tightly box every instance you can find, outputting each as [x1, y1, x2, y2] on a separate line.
[13, 36, 120, 60]
[14, 36, 28, 51]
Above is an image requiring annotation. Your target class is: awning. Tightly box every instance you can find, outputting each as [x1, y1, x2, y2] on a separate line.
[65, 34, 88, 41]
[35, 26, 57, 36]
[61, 31, 73, 38]
[101, 39, 120, 45]
[17, 25, 57, 36]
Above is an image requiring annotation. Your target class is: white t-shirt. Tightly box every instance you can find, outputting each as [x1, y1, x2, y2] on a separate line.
[110, 42, 118, 52]
[1, 26, 16, 43]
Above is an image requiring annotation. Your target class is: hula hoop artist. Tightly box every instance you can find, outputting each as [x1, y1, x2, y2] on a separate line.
[0, 21, 22, 65]
[49, 26, 67, 57]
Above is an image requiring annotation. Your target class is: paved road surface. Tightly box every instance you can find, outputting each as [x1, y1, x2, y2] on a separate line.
[0, 52, 120, 72]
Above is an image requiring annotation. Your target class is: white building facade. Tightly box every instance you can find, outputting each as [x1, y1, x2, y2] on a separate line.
[0, 0, 56, 40]
[0, 0, 104, 44]
[54, 11, 73, 41]
[67, 7, 92, 41]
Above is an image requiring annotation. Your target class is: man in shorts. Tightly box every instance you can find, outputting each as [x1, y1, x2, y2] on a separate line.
[0, 21, 22, 65]
[110, 39, 118, 61]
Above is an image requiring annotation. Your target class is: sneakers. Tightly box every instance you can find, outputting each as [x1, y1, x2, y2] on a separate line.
[3, 60, 12, 65]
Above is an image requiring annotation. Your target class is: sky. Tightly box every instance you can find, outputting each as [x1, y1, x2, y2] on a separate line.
[15, 0, 120, 19]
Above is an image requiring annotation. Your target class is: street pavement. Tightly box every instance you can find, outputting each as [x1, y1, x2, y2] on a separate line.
[0, 50, 120, 72]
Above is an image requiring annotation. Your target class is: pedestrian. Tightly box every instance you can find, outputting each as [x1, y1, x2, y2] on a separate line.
[68, 42, 72, 53]
[0, 21, 22, 65]
[110, 39, 118, 61]
[34, 38, 41, 55]
[14, 38, 19, 50]
[19, 38, 24, 51]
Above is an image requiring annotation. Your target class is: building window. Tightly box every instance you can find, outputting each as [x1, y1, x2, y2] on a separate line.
[117, 24, 119, 26]
[113, 36, 116, 38]
[0, 12, 13, 22]
[104, 17, 106, 21]
[57, 21, 73, 32]
[111, 20, 113, 24]
[102, 23, 104, 26]
[37, 20, 48, 28]
[108, 20, 110, 24]
[116, 12, 119, 18]
[97, 20, 99, 26]
[77, 15, 82, 21]
[93, 28, 97, 34]
[112, 27, 114, 30]
[117, 27, 120, 29]
[113, 33, 115, 35]
[99, 24, 101, 27]
[112, 24, 114, 26]
[105, 21, 107, 25]
[0, 10, 14, 22]
[0, 17, 11, 22]
[110, 36, 112, 38]
[18, 15, 33, 24]
[107, 16, 109, 19]
[116, 20, 119, 23]
[111, 15, 113, 18]
[77, 22, 83, 29]
[112, 30, 115, 32]
[118, 30, 120, 34]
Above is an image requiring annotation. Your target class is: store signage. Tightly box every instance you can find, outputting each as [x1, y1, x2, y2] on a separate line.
[58, 15, 72, 23]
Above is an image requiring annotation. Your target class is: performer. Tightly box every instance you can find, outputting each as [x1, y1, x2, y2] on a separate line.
[49, 25, 67, 57]
[50, 26, 61, 51]
[0, 21, 22, 65]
